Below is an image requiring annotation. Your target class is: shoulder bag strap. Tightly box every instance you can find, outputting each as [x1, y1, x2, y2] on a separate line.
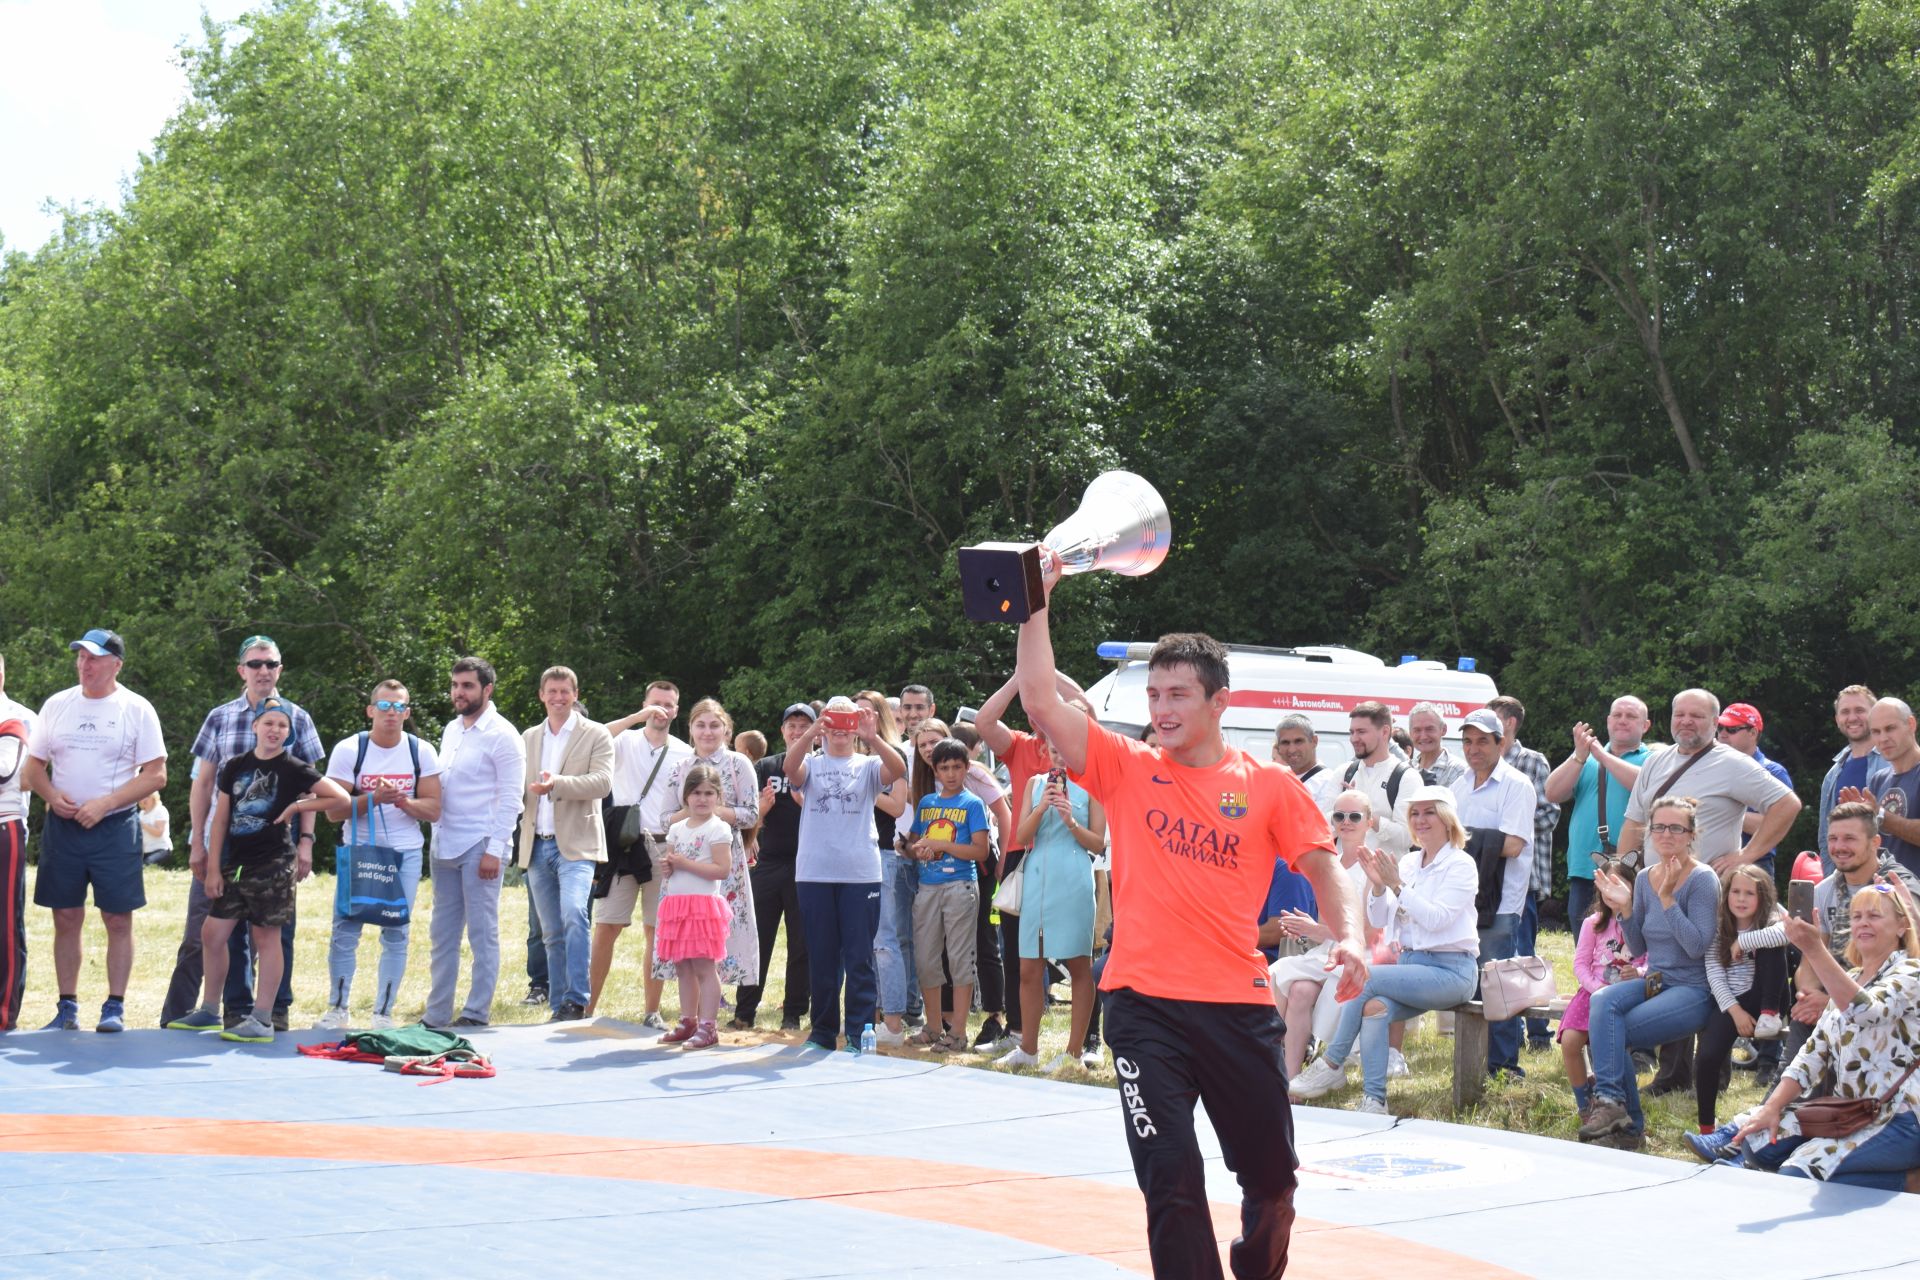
[1651, 745, 1710, 802]
[1596, 761, 1612, 853]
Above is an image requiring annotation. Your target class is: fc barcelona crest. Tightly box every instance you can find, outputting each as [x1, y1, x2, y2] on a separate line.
[1218, 791, 1248, 819]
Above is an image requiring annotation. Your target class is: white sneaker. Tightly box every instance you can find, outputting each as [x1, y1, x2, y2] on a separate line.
[1288, 1056, 1349, 1099]
[370, 1012, 399, 1031]
[1042, 1051, 1074, 1074]
[1752, 1012, 1784, 1040]
[1387, 1048, 1411, 1079]
[1079, 1046, 1104, 1070]
[314, 1007, 349, 1031]
[873, 1023, 906, 1047]
[1354, 1095, 1390, 1116]
[995, 1045, 1039, 1070]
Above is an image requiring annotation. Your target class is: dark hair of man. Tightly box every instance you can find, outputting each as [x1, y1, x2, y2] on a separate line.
[930, 738, 970, 769]
[951, 722, 982, 751]
[645, 678, 679, 698]
[1350, 700, 1392, 731]
[902, 683, 933, 700]
[451, 656, 497, 689]
[1148, 632, 1231, 699]
[1830, 800, 1881, 838]
[1487, 695, 1526, 730]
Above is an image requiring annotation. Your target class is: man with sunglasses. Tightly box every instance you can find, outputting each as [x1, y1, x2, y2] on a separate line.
[161, 635, 323, 1031]
[1714, 702, 1793, 878]
[317, 681, 442, 1028]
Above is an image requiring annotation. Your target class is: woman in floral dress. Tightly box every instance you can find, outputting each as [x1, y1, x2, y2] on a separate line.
[656, 699, 761, 1006]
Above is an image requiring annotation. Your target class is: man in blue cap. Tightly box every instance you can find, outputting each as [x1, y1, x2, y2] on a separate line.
[21, 629, 167, 1032]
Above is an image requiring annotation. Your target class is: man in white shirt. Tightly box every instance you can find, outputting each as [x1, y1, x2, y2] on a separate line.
[0, 651, 36, 1030]
[425, 656, 525, 1029]
[22, 629, 167, 1033]
[1342, 701, 1414, 855]
[319, 679, 443, 1029]
[1271, 714, 1344, 814]
[1448, 708, 1537, 1078]
[516, 666, 613, 1022]
[591, 680, 690, 1023]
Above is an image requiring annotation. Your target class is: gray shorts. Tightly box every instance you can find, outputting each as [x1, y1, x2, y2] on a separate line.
[911, 881, 979, 989]
[591, 834, 665, 928]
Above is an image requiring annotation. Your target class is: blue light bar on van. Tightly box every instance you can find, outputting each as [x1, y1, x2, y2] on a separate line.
[1458, 656, 1477, 672]
[1399, 654, 1418, 666]
[1097, 642, 1130, 660]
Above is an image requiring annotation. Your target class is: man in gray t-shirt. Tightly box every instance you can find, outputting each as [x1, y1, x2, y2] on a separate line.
[1617, 689, 1800, 873]
[785, 697, 906, 1050]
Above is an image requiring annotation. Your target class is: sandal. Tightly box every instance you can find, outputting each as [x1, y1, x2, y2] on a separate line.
[935, 1030, 971, 1053]
[907, 1026, 944, 1048]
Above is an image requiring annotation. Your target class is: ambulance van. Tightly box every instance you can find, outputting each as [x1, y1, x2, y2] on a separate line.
[1079, 641, 1500, 763]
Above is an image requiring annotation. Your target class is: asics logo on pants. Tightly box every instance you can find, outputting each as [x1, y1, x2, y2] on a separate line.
[1116, 1055, 1158, 1138]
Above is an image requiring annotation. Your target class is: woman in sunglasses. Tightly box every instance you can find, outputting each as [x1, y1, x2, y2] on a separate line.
[1579, 796, 1718, 1148]
[1268, 789, 1382, 1078]
[1289, 785, 1481, 1114]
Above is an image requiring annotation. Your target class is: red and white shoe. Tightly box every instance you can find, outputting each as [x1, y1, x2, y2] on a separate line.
[682, 1020, 719, 1050]
[661, 1016, 698, 1044]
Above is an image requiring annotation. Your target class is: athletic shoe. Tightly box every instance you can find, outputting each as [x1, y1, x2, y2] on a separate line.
[370, 1012, 399, 1031]
[726, 1017, 754, 1031]
[973, 1015, 1006, 1050]
[873, 1023, 906, 1048]
[903, 1012, 927, 1032]
[1577, 1097, 1632, 1141]
[1079, 1047, 1104, 1070]
[661, 1016, 697, 1044]
[800, 1036, 835, 1052]
[96, 1001, 125, 1034]
[1354, 1095, 1389, 1116]
[549, 1001, 585, 1023]
[995, 1045, 1039, 1070]
[1386, 1048, 1410, 1079]
[1288, 1056, 1349, 1100]
[522, 985, 548, 1006]
[1752, 1012, 1785, 1040]
[683, 1020, 719, 1050]
[1589, 1126, 1646, 1152]
[314, 1007, 350, 1031]
[1042, 1052, 1075, 1074]
[166, 1007, 222, 1032]
[641, 1011, 668, 1031]
[223, 1010, 248, 1031]
[220, 1015, 274, 1044]
[42, 999, 79, 1031]
[1684, 1123, 1739, 1164]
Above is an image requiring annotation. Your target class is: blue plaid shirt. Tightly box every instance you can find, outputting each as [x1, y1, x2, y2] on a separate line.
[191, 692, 324, 841]
[1504, 739, 1560, 898]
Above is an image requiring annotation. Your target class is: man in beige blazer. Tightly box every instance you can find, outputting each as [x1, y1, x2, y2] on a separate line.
[517, 666, 614, 1021]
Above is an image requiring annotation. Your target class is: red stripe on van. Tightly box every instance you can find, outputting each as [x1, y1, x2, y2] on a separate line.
[1226, 691, 1487, 719]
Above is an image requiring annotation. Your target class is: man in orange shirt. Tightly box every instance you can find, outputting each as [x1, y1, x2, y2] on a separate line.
[1014, 556, 1367, 1280]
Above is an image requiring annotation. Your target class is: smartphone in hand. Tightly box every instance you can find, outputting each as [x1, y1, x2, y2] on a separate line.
[1788, 879, 1817, 924]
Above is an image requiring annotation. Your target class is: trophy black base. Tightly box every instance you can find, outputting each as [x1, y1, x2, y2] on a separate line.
[958, 542, 1045, 623]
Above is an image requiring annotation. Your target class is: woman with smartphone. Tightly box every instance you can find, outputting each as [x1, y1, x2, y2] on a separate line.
[997, 734, 1106, 1072]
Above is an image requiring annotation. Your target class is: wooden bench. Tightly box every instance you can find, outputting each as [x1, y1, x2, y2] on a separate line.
[1448, 998, 1566, 1110]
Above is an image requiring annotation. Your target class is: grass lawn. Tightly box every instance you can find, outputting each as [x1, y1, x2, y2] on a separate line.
[19, 864, 1764, 1165]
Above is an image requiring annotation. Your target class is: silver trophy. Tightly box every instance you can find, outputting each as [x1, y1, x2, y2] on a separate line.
[959, 471, 1171, 622]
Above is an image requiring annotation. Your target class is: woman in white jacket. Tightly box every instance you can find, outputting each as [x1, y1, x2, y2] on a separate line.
[1289, 785, 1481, 1114]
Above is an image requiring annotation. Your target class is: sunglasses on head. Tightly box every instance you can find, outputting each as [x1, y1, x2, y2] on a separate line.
[242, 658, 282, 670]
[1331, 810, 1367, 823]
[373, 699, 410, 712]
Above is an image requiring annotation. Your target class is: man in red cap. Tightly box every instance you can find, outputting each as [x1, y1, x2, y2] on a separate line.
[1714, 702, 1794, 879]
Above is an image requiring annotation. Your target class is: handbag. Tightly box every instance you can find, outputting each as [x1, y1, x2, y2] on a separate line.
[1791, 1061, 1920, 1139]
[335, 804, 410, 927]
[1479, 954, 1557, 1021]
[992, 865, 1024, 914]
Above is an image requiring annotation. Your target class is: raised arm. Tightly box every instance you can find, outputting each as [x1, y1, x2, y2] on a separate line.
[1014, 556, 1088, 772]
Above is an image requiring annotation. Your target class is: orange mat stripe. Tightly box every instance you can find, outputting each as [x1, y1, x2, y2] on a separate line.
[0, 1115, 1526, 1278]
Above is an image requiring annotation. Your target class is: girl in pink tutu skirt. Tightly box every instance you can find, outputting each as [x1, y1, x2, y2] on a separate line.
[657, 765, 735, 1050]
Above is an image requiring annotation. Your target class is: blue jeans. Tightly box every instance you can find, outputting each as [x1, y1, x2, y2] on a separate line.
[1588, 978, 1715, 1132]
[1478, 912, 1523, 1073]
[326, 845, 422, 1016]
[874, 853, 918, 1017]
[524, 837, 593, 1009]
[798, 880, 881, 1048]
[1326, 949, 1478, 1101]
[525, 874, 547, 990]
[1566, 878, 1595, 938]
[1778, 1112, 1920, 1192]
[889, 852, 922, 1018]
[1518, 895, 1550, 1047]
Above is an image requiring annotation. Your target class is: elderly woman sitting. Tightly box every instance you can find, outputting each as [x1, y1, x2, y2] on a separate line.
[1720, 879, 1920, 1188]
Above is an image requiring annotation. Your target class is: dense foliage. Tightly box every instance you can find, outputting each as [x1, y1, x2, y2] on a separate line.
[3, 0, 1917, 851]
